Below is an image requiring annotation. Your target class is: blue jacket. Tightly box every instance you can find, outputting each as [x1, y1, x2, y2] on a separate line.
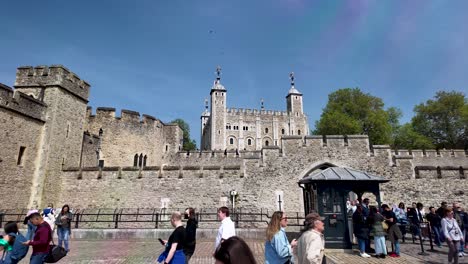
[265, 228, 292, 264]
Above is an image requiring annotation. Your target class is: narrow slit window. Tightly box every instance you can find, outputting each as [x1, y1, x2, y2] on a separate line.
[17, 146, 26, 165]
[139, 154, 143, 167]
[134, 154, 138, 166]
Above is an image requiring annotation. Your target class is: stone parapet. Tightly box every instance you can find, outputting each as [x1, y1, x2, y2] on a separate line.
[0, 84, 47, 122]
[14, 65, 90, 101]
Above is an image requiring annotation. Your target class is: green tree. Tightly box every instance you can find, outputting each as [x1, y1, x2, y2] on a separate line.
[411, 91, 468, 149]
[171, 118, 197, 151]
[314, 88, 399, 145]
[392, 123, 435, 149]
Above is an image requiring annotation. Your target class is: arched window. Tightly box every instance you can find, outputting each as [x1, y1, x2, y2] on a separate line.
[298, 130, 301, 135]
[265, 140, 269, 146]
[247, 139, 252, 145]
[165, 145, 168, 152]
[229, 138, 234, 145]
[133, 154, 138, 167]
[138, 153, 143, 167]
[281, 129, 285, 135]
[265, 128, 269, 133]
[143, 155, 147, 167]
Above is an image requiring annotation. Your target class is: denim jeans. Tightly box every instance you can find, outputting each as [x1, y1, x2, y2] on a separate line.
[57, 227, 70, 251]
[30, 253, 48, 264]
[432, 225, 442, 246]
[357, 239, 367, 253]
[394, 240, 401, 255]
[460, 230, 466, 252]
[374, 236, 387, 255]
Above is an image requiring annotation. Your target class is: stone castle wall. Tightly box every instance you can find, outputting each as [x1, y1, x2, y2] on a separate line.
[60, 136, 468, 212]
[0, 84, 46, 208]
[1, 65, 467, 213]
[225, 108, 309, 150]
[84, 107, 180, 168]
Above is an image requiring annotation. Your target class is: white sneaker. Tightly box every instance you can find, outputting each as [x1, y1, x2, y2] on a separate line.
[459, 252, 463, 257]
[360, 253, 371, 258]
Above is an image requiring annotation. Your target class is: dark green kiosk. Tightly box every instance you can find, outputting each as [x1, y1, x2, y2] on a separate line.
[298, 167, 389, 249]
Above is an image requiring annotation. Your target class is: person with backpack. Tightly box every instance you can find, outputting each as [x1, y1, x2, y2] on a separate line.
[22, 212, 52, 264]
[55, 205, 73, 252]
[1, 222, 28, 264]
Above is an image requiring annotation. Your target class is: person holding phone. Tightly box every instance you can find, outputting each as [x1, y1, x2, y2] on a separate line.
[55, 204, 73, 252]
[157, 212, 186, 264]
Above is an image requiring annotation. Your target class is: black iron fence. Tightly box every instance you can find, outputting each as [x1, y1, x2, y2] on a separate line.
[0, 208, 305, 229]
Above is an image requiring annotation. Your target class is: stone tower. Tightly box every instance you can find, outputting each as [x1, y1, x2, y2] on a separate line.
[209, 66, 227, 150]
[286, 72, 303, 116]
[14, 65, 90, 207]
[200, 98, 210, 150]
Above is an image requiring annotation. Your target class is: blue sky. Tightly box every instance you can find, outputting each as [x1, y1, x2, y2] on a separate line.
[1, 0, 467, 146]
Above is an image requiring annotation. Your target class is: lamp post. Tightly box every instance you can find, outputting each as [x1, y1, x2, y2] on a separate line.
[230, 190, 238, 210]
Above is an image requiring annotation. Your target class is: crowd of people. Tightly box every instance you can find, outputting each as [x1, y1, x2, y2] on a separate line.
[347, 198, 467, 263]
[1, 201, 466, 264]
[0, 203, 72, 264]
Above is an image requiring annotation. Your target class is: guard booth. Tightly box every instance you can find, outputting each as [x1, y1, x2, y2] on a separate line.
[298, 167, 389, 249]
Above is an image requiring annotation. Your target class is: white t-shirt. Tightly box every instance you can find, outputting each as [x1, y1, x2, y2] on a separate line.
[215, 217, 236, 249]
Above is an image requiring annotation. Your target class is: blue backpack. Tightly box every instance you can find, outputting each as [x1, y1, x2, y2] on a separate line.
[8, 232, 29, 261]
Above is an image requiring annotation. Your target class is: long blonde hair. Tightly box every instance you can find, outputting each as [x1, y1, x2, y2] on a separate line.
[266, 211, 283, 241]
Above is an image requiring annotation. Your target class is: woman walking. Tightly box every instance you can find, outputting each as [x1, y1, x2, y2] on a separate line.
[184, 208, 198, 263]
[367, 207, 387, 258]
[442, 208, 464, 264]
[352, 205, 370, 258]
[265, 211, 296, 264]
[55, 205, 73, 252]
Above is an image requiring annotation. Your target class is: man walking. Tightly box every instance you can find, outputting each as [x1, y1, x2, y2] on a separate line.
[22, 212, 52, 264]
[214, 207, 236, 250]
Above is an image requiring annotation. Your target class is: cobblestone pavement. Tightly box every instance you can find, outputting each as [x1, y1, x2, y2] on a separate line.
[20, 238, 468, 264]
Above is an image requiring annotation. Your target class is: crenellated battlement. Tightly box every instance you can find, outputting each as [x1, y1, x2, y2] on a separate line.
[14, 65, 90, 102]
[0, 83, 47, 122]
[226, 107, 289, 116]
[173, 149, 262, 160]
[87, 107, 163, 126]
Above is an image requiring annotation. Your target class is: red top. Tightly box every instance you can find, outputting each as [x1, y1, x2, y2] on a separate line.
[29, 222, 52, 254]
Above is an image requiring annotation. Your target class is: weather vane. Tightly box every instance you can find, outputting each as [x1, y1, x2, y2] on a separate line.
[216, 66, 222, 80]
[204, 98, 209, 109]
[289, 72, 295, 85]
[261, 98, 264, 110]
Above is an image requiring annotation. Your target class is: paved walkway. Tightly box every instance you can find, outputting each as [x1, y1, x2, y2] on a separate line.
[19, 238, 468, 263]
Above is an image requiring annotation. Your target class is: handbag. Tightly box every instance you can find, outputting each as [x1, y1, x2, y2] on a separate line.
[44, 227, 67, 263]
[382, 221, 389, 231]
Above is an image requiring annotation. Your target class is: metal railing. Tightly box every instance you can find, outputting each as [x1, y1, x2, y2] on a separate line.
[0, 208, 305, 229]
